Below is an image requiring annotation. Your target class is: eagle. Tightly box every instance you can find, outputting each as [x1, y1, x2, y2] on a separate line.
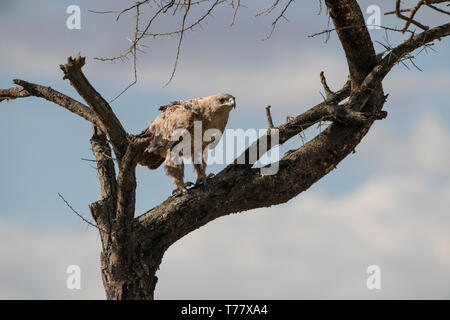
[137, 93, 236, 194]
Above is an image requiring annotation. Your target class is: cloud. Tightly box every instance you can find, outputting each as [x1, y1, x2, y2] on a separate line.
[3, 171, 449, 299]
[0, 0, 347, 115]
[138, 51, 347, 112]
[0, 222, 104, 299]
[155, 172, 450, 299]
[360, 112, 450, 175]
[384, 70, 450, 96]
[2, 41, 347, 117]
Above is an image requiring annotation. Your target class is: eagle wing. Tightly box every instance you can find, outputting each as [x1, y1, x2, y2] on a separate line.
[137, 103, 199, 169]
[158, 98, 199, 112]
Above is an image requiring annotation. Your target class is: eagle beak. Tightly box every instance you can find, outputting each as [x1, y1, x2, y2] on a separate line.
[229, 97, 236, 109]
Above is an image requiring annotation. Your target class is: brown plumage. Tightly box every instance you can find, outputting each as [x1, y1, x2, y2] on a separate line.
[137, 93, 236, 194]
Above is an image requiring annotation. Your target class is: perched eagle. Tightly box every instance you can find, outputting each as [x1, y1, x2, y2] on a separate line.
[137, 93, 236, 194]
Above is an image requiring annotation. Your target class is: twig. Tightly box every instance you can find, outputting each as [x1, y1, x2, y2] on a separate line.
[140, 0, 223, 37]
[58, 193, 105, 232]
[262, 0, 295, 41]
[230, 0, 241, 26]
[425, 2, 450, 15]
[164, 0, 191, 86]
[394, 0, 429, 33]
[109, 5, 141, 103]
[309, 24, 415, 39]
[93, 0, 226, 91]
[255, 0, 280, 17]
[320, 71, 334, 100]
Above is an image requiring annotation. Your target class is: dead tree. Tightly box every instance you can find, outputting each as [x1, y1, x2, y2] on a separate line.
[1, 0, 449, 299]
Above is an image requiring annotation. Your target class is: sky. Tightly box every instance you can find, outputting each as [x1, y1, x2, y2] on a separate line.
[0, 0, 449, 299]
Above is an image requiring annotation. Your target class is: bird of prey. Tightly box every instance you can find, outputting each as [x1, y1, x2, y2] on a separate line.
[137, 93, 236, 194]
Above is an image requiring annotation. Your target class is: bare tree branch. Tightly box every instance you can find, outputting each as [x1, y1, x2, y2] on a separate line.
[89, 125, 118, 222]
[265, 105, 275, 129]
[60, 54, 129, 159]
[0, 79, 108, 132]
[0, 86, 30, 101]
[386, 0, 450, 33]
[234, 75, 351, 166]
[348, 22, 450, 111]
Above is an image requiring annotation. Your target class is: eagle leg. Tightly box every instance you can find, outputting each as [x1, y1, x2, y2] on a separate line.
[194, 162, 207, 186]
[195, 176, 206, 186]
[165, 150, 192, 195]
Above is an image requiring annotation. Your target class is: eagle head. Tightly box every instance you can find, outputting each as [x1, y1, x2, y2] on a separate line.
[211, 93, 236, 112]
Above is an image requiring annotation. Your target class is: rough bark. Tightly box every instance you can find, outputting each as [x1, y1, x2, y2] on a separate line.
[1, 0, 449, 299]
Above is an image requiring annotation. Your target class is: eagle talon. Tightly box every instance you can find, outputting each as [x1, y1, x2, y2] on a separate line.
[195, 173, 215, 186]
[195, 176, 208, 186]
[184, 181, 195, 188]
[172, 187, 188, 196]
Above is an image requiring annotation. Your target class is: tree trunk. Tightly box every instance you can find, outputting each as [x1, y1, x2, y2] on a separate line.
[100, 237, 162, 300]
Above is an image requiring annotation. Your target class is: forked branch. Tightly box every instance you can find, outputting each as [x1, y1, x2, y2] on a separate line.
[59, 54, 129, 159]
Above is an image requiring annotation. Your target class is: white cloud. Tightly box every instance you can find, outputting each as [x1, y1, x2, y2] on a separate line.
[0, 222, 104, 299]
[138, 52, 348, 112]
[155, 171, 450, 299]
[384, 70, 450, 95]
[361, 112, 450, 175]
[1, 31, 348, 114]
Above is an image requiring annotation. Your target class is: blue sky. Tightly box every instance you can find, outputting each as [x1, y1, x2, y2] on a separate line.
[0, 0, 449, 299]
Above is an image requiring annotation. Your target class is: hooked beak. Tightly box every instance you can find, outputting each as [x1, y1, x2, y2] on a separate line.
[229, 97, 236, 109]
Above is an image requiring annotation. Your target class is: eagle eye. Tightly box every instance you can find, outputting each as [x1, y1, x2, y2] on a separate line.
[219, 98, 227, 104]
